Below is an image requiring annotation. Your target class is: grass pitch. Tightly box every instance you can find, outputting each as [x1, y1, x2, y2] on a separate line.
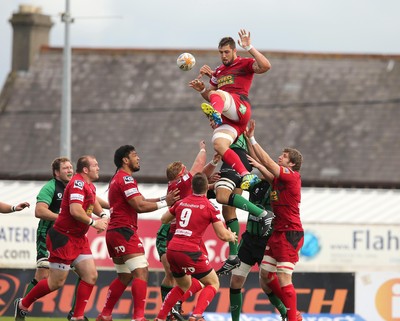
[1, 318, 132, 321]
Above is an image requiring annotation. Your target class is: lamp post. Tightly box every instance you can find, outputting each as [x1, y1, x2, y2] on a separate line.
[60, 0, 73, 158]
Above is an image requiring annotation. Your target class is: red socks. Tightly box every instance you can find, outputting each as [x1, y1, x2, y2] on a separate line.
[73, 279, 94, 319]
[281, 284, 297, 321]
[157, 286, 184, 320]
[222, 149, 249, 176]
[21, 278, 51, 308]
[182, 278, 203, 302]
[131, 278, 147, 319]
[101, 278, 128, 316]
[192, 285, 217, 315]
[209, 93, 225, 114]
[266, 273, 284, 301]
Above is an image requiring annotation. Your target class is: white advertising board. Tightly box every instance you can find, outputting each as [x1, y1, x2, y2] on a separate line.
[1, 214, 399, 272]
[297, 224, 400, 272]
[0, 215, 37, 268]
[356, 272, 400, 321]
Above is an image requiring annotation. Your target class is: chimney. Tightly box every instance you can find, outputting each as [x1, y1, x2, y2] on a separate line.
[9, 5, 53, 72]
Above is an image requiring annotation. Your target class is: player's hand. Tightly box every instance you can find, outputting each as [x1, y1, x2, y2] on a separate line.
[189, 78, 206, 93]
[199, 140, 206, 151]
[15, 202, 30, 211]
[238, 29, 251, 49]
[94, 218, 108, 234]
[166, 188, 180, 206]
[208, 172, 221, 184]
[212, 153, 221, 164]
[199, 65, 213, 78]
[228, 228, 238, 243]
[208, 118, 218, 129]
[245, 119, 256, 138]
[247, 155, 261, 169]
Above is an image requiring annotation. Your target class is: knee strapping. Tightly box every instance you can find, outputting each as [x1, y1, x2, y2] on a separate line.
[125, 255, 149, 271]
[277, 262, 295, 275]
[232, 261, 251, 277]
[115, 263, 131, 274]
[212, 132, 234, 144]
[215, 178, 235, 192]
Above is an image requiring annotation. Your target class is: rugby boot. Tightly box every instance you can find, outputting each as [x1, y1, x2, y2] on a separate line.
[260, 210, 275, 237]
[14, 298, 27, 321]
[216, 256, 241, 275]
[240, 173, 261, 190]
[201, 103, 222, 126]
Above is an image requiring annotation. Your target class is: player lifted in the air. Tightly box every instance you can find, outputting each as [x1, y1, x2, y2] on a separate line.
[189, 29, 271, 191]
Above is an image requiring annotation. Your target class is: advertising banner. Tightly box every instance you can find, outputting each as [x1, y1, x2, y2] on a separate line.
[298, 225, 400, 272]
[0, 269, 357, 319]
[0, 216, 36, 268]
[1, 217, 399, 273]
[356, 272, 400, 321]
[0, 215, 400, 272]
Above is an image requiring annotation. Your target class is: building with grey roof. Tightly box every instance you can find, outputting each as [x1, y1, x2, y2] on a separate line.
[1, 5, 400, 188]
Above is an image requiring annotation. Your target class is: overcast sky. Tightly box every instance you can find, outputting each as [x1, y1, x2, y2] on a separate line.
[1, 0, 400, 85]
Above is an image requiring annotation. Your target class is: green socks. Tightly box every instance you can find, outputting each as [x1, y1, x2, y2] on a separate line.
[230, 288, 242, 321]
[161, 284, 173, 301]
[24, 278, 38, 296]
[229, 194, 264, 217]
[268, 292, 287, 317]
[226, 218, 239, 257]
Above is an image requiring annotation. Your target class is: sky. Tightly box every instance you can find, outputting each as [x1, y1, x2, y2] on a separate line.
[1, 0, 400, 86]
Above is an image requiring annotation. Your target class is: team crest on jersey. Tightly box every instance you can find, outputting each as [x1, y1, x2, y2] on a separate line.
[239, 104, 247, 115]
[283, 167, 291, 174]
[123, 175, 134, 184]
[74, 180, 84, 190]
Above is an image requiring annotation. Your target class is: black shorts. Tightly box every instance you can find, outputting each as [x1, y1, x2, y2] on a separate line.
[238, 231, 269, 267]
[220, 148, 252, 188]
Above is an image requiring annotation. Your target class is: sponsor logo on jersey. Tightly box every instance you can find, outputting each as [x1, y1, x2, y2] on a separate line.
[175, 228, 192, 236]
[270, 190, 279, 201]
[123, 175, 134, 184]
[218, 75, 234, 87]
[74, 180, 84, 190]
[181, 202, 200, 208]
[239, 103, 247, 115]
[70, 193, 84, 202]
[125, 187, 138, 197]
[57, 192, 63, 199]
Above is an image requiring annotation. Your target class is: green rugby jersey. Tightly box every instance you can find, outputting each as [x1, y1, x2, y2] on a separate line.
[36, 178, 66, 234]
[246, 180, 273, 237]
